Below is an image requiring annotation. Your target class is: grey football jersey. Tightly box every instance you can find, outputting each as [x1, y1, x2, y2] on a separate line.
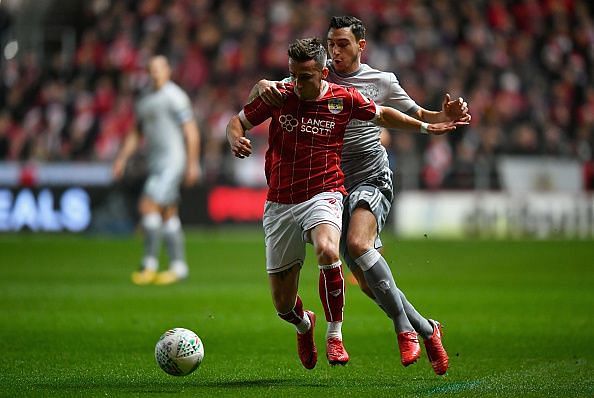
[327, 63, 419, 193]
[135, 81, 193, 173]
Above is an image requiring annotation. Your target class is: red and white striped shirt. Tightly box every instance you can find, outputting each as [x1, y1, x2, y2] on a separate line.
[239, 81, 378, 204]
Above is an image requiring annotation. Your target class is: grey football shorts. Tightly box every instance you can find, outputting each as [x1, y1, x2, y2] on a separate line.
[340, 184, 392, 270]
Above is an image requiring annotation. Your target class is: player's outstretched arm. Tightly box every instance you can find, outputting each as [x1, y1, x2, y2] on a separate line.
[226, 115, 252, 159]
[376, 106, 468, 135]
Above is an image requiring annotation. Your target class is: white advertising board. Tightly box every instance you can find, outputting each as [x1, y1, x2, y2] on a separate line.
[395, 192, 594, 239]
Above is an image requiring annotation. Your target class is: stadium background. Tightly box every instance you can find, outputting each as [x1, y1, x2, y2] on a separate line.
[0, 1, 593, 397]
[0, 0, 593, 237]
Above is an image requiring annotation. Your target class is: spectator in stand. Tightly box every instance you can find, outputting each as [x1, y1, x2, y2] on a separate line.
[0, 111, 13, 159]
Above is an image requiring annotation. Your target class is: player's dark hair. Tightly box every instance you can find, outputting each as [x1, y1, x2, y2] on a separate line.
[329, 16, 366, 40]
[288, 37, 327, 70]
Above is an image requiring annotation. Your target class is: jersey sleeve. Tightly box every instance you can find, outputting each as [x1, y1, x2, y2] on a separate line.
[170, 88, 194, 124]
[383, 73, 419, 115]
[239, 97, 273, 129]
[350, 87, 379, 121]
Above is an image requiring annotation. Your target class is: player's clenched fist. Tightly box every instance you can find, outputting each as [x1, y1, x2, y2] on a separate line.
[231, 136, 252, 159]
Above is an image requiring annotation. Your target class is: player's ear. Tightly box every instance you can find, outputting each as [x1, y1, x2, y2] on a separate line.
[359, 39, 366, 52]
[321, 67, 329, 79]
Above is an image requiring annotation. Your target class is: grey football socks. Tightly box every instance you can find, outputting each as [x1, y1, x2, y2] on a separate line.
[398, 289, 434, 339]
[355, 249, 414, 333]
[141, 213, 162, 270]
[163, 216, 185, 263]
[163, 216, 188, 277]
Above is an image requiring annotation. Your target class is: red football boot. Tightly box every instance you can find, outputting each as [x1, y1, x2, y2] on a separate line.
[326, 337, 349, 365]
[297, 311, 317, 369]
[397, 331, 421, 366]
[423, 320, 449, 375]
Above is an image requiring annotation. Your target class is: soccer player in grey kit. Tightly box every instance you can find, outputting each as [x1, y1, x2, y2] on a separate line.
[233, 37, 464, 370]
[255, 16, 471, 374]
[113, 55, 201, 285]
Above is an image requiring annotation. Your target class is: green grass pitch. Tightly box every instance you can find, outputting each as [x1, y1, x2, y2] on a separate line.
[0, 230, 592, 397]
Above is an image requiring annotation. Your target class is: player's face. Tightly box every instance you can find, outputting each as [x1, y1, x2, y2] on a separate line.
[148, 57, 171, 89]
[288, 59, 328, 100]
[327, 27, 365, 74]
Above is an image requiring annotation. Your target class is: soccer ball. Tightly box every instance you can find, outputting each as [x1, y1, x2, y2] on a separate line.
[155, 328, 204, 376]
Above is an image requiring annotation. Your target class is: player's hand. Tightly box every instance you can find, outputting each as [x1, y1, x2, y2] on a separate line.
[442, 94, 471, 123]
[427, 119, 470, 135]
[184, 162, 201, 186]
[231, 136, 252, 159]
[258, 80, 285, 107]
[112, 158, 126, 180]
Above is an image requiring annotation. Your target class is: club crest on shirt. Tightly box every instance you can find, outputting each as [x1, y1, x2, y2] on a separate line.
[327, 98, 343, 114]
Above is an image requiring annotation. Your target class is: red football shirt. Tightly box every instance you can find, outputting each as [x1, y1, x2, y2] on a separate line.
[239, 81, 378, 204]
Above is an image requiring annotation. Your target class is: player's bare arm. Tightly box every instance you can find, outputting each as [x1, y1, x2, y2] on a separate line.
[112, 128, 141, 180]
[226, 115, 252, 159]
[182, 120, 201, 186]
[376, 106, 468, 135]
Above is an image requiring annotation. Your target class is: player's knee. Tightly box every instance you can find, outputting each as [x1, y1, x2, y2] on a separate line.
[347, 235, 371, 259]
[354, 248, 381, 272]
[315, 242, 340, 265]
[139, 197, 159, 215]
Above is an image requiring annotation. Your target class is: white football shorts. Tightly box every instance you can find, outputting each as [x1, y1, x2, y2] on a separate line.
[143, 167, 184, 205]
[263, 191, 344, 274]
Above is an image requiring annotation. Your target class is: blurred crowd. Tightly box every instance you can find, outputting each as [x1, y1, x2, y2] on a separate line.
[0, 0, 593, 190]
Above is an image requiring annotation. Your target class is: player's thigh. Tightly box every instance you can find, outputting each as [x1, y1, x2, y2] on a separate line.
[347, 206, 378, 248]
[296, 191, 343, 264]
[138, 195, 161, 215]
[138, 197, 178, 221]
[309, 222, 341, 264]
[301, 191, 343, 244]
[161, 206, 179, 221]
[263, 201, 306, 274]
[343, 184, 391, 250]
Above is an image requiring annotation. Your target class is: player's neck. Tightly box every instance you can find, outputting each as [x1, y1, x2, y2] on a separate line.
[296, 80, 328, 101]
[344, 59, 361, 74]
[319, 80, 328, 98]
[333, 59, 362, 77]
[313, 80, 328, 100]
[153, 80, 168, 90]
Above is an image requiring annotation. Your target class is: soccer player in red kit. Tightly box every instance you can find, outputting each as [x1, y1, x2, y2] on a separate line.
[226, 38, 465, 369]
